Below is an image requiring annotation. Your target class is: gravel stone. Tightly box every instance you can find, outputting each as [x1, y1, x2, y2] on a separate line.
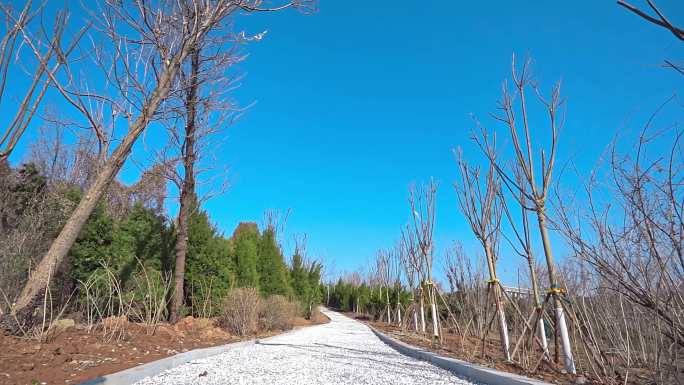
[135, 309, 475, 385]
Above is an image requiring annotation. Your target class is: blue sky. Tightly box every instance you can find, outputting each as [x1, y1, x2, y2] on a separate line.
[8, 1, 684, 284]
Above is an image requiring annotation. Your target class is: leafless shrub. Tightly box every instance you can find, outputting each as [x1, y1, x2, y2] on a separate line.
[128, 262, 173, 335]
[219, 287, 260, 336]
[0, 170, 76, 313]
[189, 277, 217, 319]
[556, 97, 684, 383]
[78, 260, 172, 340]
[443, 242, 488, 358]
[78, 262, 132, 342]
[259, 295, 297, 331]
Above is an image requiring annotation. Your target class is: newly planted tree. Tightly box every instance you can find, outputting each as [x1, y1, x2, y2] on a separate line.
[401, 225, 426, 333]
[455, 148, 511, 360]
[408, 180, 440, 340]
[501, 167, 550, 360]
[476, 56, 575, 373]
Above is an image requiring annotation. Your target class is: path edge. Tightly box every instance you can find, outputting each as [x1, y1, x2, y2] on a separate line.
[76, 326, 312, 385]
[368, 326, 553, 385]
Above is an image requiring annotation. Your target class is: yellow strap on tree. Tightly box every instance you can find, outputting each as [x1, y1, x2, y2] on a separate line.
[486, 278, 499, 285]
[548, 286, 566, 295]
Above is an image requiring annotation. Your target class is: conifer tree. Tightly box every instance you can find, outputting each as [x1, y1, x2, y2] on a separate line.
[257, 228, 290, 296]
[185, 209, 234, 316]
[232, 222, 260, 288]
[290, 252, 310, 304]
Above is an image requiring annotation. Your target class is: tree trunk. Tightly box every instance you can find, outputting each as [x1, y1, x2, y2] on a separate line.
[169, 48, 200, 324]
[484, 243, 511, 360]
[527, 252, 550, 357]
[430, 295, 439, 338]
[537, 210, 576, 374]
[420, 293, 426, 333]
[5, 44, 191, 333]
[396, 295, 402, 326]
[385, 287, 391, 324]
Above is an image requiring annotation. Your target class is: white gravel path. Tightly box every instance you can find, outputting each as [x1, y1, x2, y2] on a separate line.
[134, 309, 475, 385]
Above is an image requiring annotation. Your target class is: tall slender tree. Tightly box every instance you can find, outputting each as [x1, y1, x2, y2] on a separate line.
[408, 180, 439, 340]
[476, 56, 575, 373]
[258, 227, 290, 296]
[455, 147, 511, 360]
[169, 47, 201, 323]
[233, 222, 260, 288]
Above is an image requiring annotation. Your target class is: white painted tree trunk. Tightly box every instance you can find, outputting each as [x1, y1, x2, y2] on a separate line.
[556, 306, 576, 374]
[497, 307, 511, 360]
[385, 288, 392, 324]
[430, 302, 439, 337]
[537, 212, 575, 373]
[397, 306, 402, 326]
[413, 308, 418, 332]
[420, 299, 426, 333]
[538, 315, 549, 357]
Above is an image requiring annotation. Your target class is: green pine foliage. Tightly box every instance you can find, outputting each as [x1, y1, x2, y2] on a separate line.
[257, 228, 291, 297]
[232, 222, 260, 288]
[184, 209, 235, 316]
[288, 252, 323, 316]
[1, 162, 326, 320]
[71, 201, 170, 284]
[327, 279, 410, 320]
[289, 252, 310, 305]
[70, 200, 116, 285]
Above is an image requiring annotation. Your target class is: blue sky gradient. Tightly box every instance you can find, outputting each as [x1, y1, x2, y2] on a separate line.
[8, 1, 684, 283]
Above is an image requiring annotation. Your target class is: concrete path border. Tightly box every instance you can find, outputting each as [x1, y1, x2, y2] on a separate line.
[77, 311, 551, 385]
[76, 327, 306, 385]
[369, 326, 553, 385]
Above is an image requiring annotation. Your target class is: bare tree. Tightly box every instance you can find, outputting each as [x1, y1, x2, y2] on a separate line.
[443, 241, 488, 355]
[409, 180, 440, 340]
[5, 0, 313, 332]
[0, 2, 87, 162]
[501, 167, 550, 360]
[400, 226, 421, 332]
[617, 0, 683, 75]
[476, 56, 576, 373]
[162, 22, 250, 321]
[168, 43, 198, 321]
[556, 99, 684, 382]
[455, 147, 511, 360]
[374, 249, 392, 324]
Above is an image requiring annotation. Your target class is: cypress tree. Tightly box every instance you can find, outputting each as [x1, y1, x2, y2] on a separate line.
[70, 201, 115, 285]
[185, 210, 234, 316]
[290, 252, 312, 311]
[257, 227, 290, 296]
[232, 222, 259, 288]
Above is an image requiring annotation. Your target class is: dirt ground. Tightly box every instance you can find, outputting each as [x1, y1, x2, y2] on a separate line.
[348, 313, 597, 385]
[0, 313, 329, 385]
